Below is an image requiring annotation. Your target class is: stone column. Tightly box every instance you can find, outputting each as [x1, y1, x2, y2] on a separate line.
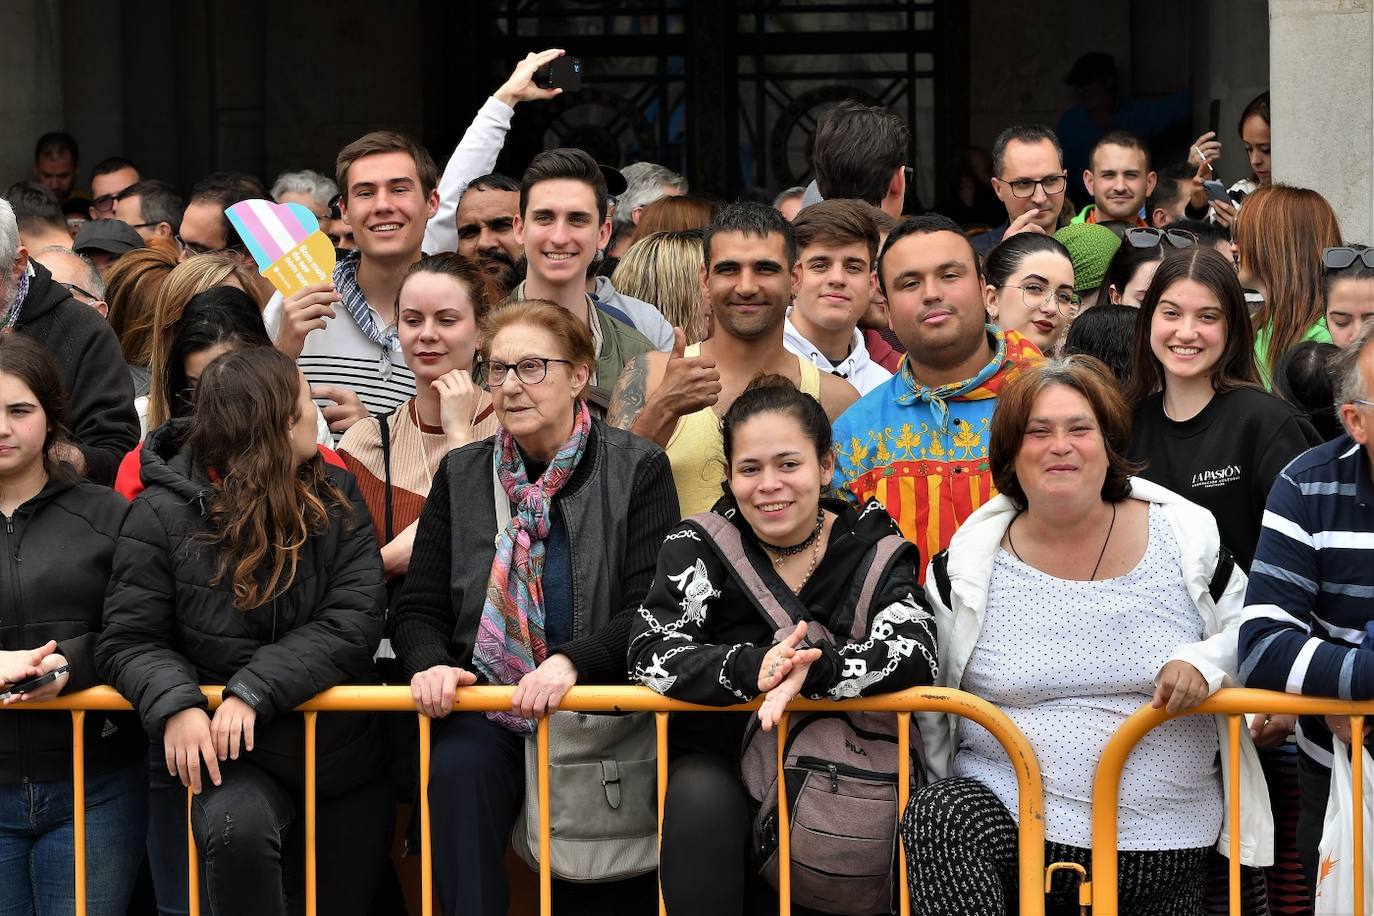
[1270, 0, 1374, 241]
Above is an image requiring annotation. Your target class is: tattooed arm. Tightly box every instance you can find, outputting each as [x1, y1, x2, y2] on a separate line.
[607, 334, 721, 446]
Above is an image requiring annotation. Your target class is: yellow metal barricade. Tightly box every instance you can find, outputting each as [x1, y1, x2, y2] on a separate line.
[10, 684, 1046, 916]
[1090, 688, 1374, 916]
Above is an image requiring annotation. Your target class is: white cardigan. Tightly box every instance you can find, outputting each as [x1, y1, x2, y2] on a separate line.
[918, 476, 1274, 866]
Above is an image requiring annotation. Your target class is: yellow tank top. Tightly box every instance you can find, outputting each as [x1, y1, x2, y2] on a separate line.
[665, 345, 822, 517]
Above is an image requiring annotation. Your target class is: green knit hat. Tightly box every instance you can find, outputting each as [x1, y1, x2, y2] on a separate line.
[1054, 223, 1122, 294]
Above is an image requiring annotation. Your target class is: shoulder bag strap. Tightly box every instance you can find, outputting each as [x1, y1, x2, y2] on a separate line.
[1208, 544, 1235, 605]
[376, 412, 394, 543]
[688, 512, 795, 633]
[849, 535, 908, 639]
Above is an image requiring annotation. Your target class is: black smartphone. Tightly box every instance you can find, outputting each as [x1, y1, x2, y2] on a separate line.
[0, 665, 69, 698]
[534, 56, 582, 93]
[1208, 99, 1221, 137]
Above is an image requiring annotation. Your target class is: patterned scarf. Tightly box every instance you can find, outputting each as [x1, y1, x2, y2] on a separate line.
[895, 326, 1041, 429]
[333, 250, 401, 380]
[1, 271, 31, 333]
[472, 400, 593, 733]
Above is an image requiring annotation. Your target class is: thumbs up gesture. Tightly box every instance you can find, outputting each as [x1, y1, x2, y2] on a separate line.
[655, 327, 722, 418]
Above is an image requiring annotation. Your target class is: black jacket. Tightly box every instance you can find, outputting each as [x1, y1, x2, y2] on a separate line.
[0, 474, 142, 784]
[15, 261, 139, 486]
[392, 418, 679, 683]
[96, 422, 387, 789]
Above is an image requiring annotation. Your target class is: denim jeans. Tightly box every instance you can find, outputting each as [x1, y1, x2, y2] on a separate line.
[0, 761, 147, 916]
[145, 741, 196, 916]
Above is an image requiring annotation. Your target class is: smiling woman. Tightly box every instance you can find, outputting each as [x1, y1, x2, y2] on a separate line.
[906, 355, 1273, 916]
[983, 233, 1078, 355]
[1125, 248, 1322, 571]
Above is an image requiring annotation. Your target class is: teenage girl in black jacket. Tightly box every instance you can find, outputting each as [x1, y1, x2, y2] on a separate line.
[97, 347, 391, 916]
[0, 334, 144, 915]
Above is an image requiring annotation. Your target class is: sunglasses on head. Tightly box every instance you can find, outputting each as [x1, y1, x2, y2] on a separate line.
[1125, 227, 1198, 250]
[1323, 247, 1374, 270]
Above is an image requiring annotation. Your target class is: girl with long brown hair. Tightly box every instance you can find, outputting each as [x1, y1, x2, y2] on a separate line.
[98, 347, 392, 916]
[1234, 185, 1343, 382]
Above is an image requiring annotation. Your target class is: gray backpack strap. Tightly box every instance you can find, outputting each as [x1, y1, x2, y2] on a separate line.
[849, 535, 908, 639]
[688, 512, 795, 633]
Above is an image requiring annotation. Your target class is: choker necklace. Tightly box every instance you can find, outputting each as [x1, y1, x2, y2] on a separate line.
[759, 509, 825, 568]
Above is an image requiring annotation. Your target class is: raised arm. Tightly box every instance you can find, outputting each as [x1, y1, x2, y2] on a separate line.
[423, 49, 565, 254]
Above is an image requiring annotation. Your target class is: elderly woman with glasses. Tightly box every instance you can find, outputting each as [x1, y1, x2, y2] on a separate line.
[391, 298, 679, 916]
[983, 233, 1080, 355]
[904, 354, 1273, 916]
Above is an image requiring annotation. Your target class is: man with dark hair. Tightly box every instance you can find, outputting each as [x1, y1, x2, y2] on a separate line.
[831, 213, 1043, 568]
[809, 101, 910, 220]
[89, 157, 141, 220]
[973, 125, 1069, 255]
[4, 182, 73, 251]
[0, 198, 137, 484]
[506, 147, 657, 405]
[455, 172, 522, 292]
[1073, 131, 1154, 226]
[33, 132, 80, 203]
[177, 171, 269, 261]
[608, 201, 858, 515]
[783, 199, 891, 394]
[1147, 162, 1194, 228]
[114, 179, 183, 242]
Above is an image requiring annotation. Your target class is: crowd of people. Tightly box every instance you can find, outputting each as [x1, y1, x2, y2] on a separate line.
[3, 45, 1374, 916]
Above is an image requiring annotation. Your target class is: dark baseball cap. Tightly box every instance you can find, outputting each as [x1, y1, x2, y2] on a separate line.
[600, 165, 628, 197]
[73, 219, 146, 256]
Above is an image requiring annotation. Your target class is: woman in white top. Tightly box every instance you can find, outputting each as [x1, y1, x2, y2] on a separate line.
[903, 356, 1272, 916]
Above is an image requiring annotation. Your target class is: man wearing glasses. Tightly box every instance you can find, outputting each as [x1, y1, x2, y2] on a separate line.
[1239, 322, 1374, 899]
[88, 158, 141, 221]
[112, 179, 182, 243]
[973, 125, 1068, 256]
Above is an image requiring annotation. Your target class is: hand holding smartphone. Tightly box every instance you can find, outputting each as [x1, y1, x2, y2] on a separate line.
[0, 665, 69, 699]
[534, 56, 582, 93]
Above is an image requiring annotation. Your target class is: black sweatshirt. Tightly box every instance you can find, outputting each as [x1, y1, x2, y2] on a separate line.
[1129, 386, 1323, 571]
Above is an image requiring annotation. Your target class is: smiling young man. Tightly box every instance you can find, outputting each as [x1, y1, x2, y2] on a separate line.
[505, 147, 657, 409]
[1074, 131, 1155, 227]
[831, 214, 1042, 570]
[608, 201, 858, 516]
[782, 199, 891, 395]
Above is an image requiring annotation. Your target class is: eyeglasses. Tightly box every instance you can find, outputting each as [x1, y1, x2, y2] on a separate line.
[59, 282, 101, 303]
[996, 282, 1079, 316]
[177, 385, 199, 412]
[1323, 247, 1374, 271]
[175, 235, 215, 257]
[480, 356, 573, 389]
[90, 194, 118, 214]
[1125, 227, 1198, 250]
[998, 173, 1067, 198]
[1351, 399, 1374, 410]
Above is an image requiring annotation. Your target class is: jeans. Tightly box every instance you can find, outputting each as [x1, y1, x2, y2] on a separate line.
[1297, 752, 1330, 901]
[145, 741, 195, 916]
[0, 761, 147, 916]
[189, 755, 394, 916]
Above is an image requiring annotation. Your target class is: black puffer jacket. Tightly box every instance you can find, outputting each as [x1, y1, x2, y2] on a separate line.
[0, 474, 142, 784]
[96, 421, 387, 791]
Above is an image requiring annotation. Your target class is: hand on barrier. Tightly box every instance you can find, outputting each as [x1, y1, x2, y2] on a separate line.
[1325, 714, 1374, 747]
[2, 649, 69, 704]
[511, 654, 578, 719]
[758, 621, 817, 693]
[0, 639, 61, 690]
[164, 707, 220, 794]
[758, 649, 820, 733]
[411, 665, 477, 718]
[1151, 660, 1209, 713]
[211, 695, 256, 761]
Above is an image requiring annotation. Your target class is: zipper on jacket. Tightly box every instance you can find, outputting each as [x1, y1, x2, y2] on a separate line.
[2, 511, 32, 779]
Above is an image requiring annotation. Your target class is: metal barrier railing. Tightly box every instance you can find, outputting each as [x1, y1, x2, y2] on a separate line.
[1090, 688, 1374, 916]
[7, 684, 1046, 916]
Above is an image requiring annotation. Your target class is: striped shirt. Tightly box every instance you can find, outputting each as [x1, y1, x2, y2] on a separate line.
[1238, 434, 1374, 768]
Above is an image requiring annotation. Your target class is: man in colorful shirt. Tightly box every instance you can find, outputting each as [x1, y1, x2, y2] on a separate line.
[831, 214, 1043, 573]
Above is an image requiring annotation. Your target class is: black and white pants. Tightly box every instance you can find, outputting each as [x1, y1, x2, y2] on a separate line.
[902, 777, 1209, 916]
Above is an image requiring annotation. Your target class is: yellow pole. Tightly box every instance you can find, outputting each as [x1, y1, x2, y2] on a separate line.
[897, 711, 911, 916]
[655, 711, 669, 916]
[187, 786, 199, 916]
[1228, 715, 1241, 916]
[419, 715, 432, 916]
[304, 711, 317, 916]
[776, 713, 791, 916]
[72, 710, 87, 916]
[538, 716, 552, 916]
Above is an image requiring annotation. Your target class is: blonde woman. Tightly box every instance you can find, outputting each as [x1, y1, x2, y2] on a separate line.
[612, 230, 711, 344]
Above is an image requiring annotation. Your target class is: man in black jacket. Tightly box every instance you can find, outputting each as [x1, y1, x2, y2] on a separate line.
[0, 199, 138, 485]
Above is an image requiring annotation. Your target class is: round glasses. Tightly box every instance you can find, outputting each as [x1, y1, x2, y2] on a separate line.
[997, 282, 1079, 316]
[999, 174, 1067, 198]
[480, 356, 573, 390]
